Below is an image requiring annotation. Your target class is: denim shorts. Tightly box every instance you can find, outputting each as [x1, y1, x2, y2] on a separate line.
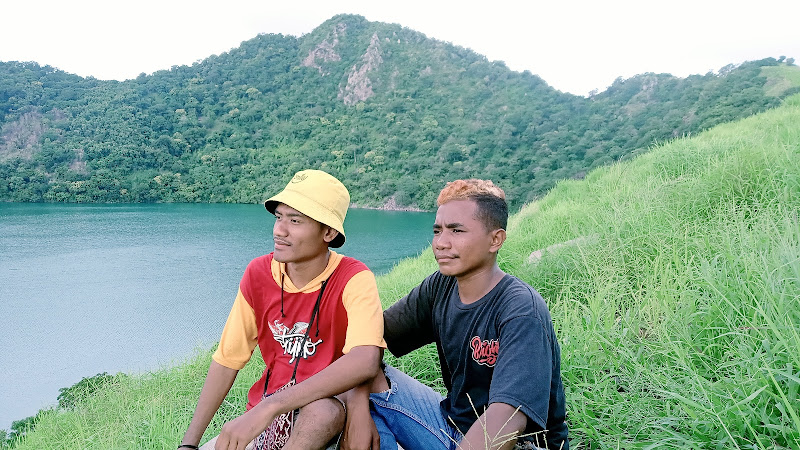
[368, 365, 462, 450]
[368, 365, 548, 450]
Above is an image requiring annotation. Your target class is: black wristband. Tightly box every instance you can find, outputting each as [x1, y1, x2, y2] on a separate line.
[178, 445, 199, 450]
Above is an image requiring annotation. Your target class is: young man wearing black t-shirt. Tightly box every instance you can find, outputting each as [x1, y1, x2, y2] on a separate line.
[341, 179, 568, 450]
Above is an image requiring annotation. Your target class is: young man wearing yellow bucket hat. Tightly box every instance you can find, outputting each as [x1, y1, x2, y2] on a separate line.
[180, 170, 386, 450]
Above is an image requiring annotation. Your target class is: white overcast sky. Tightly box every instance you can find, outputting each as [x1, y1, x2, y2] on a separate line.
[2, 0, 798, 96]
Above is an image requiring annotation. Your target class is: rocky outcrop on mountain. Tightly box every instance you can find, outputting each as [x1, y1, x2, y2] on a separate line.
[302, 22, 346, 75]
[339, 33, 383, 105]
[0, 111, 45, 161]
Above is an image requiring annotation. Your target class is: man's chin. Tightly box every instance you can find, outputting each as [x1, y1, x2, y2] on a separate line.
[437, 264, 459, 277]
[272, 249, 292, 262]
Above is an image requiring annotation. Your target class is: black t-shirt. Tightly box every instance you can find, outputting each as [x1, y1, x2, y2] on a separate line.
[384, 271, 568, 449]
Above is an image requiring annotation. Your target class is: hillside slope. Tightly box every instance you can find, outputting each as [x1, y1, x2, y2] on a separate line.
[7, 92, 799, 448]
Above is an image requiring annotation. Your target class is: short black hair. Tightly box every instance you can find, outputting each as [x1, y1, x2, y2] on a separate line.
[473, 193, 508, 231]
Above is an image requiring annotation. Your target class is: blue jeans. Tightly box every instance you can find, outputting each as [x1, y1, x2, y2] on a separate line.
[369, 365, 548, 450]
[369, 365, 462, 450]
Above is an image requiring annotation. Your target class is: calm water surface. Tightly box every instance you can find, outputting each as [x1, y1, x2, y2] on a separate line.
[0, 203, 434, 430]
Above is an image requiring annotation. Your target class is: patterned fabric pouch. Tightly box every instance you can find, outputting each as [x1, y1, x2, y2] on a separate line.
[253, 378, 296, 450]
[253, 279, 328, 450]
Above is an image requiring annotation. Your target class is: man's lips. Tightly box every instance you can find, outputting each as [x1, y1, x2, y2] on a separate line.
[274, 238, 291, 247]
[435, 254, 457, 262]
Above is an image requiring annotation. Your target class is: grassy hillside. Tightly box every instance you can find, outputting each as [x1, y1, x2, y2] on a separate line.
[763, 64, 800, 97]
[6, 95, 799, 449]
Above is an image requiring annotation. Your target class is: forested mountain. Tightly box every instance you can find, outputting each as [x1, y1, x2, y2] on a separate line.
[1, 14, 798, 209]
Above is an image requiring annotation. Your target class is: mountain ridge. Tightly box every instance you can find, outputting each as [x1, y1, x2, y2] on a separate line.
[1, 14, 798, 209]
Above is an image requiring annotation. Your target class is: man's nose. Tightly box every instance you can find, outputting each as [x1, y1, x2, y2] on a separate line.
[433, 233, 449, 249]
[273, 219, 287, 236]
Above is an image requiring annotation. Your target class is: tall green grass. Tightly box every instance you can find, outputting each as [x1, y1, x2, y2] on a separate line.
[502, 94, 800, 448]
[7, 95, 800, 449]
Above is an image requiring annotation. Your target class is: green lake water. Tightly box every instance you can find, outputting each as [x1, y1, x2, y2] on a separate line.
[0, 203, 434, 430]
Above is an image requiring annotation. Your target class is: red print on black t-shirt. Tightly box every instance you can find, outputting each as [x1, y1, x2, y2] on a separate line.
[470, 336, 499, 367]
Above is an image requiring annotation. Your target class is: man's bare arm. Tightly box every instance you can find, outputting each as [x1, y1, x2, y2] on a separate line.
[181, 360, 239, 447]
[339, 362, 389, 450]
[459, 402, 528, 450]
[215, 345, 382, 450]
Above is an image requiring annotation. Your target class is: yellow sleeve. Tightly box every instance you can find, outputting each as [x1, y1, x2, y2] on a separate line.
[212, 289, 258, 370]
[342, 270, 387, 353]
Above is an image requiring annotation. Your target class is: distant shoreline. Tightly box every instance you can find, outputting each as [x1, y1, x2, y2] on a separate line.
[352, 197, 430, 212]
[353, 204, 430, 212]
[1, 200, 433, 213]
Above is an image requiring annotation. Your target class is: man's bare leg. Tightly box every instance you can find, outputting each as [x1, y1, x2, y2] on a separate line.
[283, 397, 346, 450]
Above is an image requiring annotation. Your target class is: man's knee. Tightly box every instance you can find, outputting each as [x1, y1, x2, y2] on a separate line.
[284, 398, 346, 450]
[198, 435, 255, 450]
[298, 397, 346, 429]
[198, 436, 217, 450]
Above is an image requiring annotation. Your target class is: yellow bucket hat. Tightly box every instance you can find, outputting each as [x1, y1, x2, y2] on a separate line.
[264, 169, 350, 248]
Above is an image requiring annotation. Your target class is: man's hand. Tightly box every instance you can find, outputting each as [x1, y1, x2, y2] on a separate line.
[215, 406, 276, 450]
[340, 369, 387, 450]
[340, 401, 380, 450]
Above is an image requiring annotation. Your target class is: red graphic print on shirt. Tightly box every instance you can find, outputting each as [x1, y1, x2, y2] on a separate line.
[470, 335, 499, 367]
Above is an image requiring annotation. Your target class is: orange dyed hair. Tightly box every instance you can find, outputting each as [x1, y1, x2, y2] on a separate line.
[437, 179, 508, 231]
[436, 179, 505, 205]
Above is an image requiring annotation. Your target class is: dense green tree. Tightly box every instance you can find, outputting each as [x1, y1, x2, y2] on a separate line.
[1, 15, 798, 210]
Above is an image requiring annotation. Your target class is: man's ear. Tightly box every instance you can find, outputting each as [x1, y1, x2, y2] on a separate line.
[322, 226, 339, 244]
[489, 228, 506, 253]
